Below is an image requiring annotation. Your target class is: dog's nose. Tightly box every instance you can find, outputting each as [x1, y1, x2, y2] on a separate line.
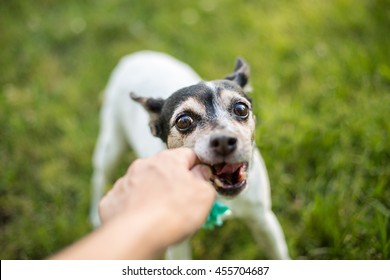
[210, 135, 237, 156]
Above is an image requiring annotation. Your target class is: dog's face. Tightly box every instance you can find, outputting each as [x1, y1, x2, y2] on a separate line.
[132, 58, 255, 197]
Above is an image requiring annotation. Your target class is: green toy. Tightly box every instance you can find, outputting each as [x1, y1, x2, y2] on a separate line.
[203, 201, 231, 230]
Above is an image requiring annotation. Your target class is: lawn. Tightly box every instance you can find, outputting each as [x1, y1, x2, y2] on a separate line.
[0, 0, 389, 259]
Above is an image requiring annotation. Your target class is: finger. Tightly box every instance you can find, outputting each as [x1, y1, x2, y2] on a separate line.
[158, 148, 200, 170]
[172, 148, 200, 169]
[191, 164, 212, 181]
[110, 177, 128, 195]
[113, 177, 125, 190]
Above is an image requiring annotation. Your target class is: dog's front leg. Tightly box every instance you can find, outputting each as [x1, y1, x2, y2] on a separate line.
[90, 99, 127, 227]
[244, 208, 290, 259]
[239, 149, 290, 259]
[165, 238, 192, 260]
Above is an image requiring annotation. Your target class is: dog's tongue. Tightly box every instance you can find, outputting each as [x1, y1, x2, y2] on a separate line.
[214, 163, 243, 176]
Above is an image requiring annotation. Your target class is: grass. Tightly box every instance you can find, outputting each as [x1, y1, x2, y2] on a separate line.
[1, 0, 389, 259]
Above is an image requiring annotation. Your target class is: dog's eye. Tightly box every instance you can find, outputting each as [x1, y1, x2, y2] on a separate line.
[233, 102, 249, 118]
[175, 115, 193, 131]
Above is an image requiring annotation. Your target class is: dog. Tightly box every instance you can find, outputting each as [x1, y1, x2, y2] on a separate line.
[90, 50, 290, 259]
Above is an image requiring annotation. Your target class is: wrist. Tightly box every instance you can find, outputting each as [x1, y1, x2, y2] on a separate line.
[115, 208, 171, 258]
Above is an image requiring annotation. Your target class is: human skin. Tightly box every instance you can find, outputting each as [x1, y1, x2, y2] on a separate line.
[52, 148, 215, 259]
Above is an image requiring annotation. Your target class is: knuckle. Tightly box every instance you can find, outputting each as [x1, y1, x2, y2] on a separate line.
[98, 197, 107, 212]
[128, 158, 145, 173]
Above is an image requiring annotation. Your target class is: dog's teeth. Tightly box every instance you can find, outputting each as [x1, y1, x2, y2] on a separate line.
[214, 178, 224, 188]
[238, 167, 247, 181]
[238, 173, 246, 181]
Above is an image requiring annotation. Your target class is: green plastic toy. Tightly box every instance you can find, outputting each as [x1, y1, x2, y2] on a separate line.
[203, 201, 231, 230]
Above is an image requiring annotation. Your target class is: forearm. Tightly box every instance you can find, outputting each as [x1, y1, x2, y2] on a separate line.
[51, 213, 164, 260]
[52, 149, 213, 259]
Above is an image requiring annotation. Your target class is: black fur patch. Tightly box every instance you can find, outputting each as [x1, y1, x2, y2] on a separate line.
[224, 58, 250, 88]
[131, 57, 252, 143]
[146, 98, 164, 113]
[155, 81, 251, 143]
[215, 80, 252, 104]
[157, 83, 214, 142]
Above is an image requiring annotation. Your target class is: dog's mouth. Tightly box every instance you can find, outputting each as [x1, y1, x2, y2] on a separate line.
[210, 162, 248, 197]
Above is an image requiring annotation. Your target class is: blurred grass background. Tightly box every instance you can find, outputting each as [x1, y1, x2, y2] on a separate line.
[1, 0, 389, 259]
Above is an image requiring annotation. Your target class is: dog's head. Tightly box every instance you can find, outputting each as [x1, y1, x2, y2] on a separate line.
[131, 58, 255, 197]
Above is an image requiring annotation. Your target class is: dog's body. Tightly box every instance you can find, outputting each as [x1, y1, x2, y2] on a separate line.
[90, 51, 289, 259]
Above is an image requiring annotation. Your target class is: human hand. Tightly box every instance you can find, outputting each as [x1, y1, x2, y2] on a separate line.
[98, 148, 215, 249]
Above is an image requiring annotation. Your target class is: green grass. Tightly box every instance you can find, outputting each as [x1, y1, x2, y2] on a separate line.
[1, 0, 389, 259]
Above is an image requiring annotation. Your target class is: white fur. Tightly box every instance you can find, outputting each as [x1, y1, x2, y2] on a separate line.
[90, 51, 290, 259]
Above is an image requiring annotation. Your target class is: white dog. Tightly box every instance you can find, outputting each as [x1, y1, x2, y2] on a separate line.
[90, 51, 289, 259]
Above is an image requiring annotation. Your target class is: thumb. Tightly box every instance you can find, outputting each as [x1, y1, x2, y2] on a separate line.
[191, 164, 212, 181]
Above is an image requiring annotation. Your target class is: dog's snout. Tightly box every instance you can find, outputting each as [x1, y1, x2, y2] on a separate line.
[210, 135, 237, 156]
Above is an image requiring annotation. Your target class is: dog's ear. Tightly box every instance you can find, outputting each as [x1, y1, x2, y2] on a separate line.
[224, 58, 252, 93]
[130, 92, 165, 138]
